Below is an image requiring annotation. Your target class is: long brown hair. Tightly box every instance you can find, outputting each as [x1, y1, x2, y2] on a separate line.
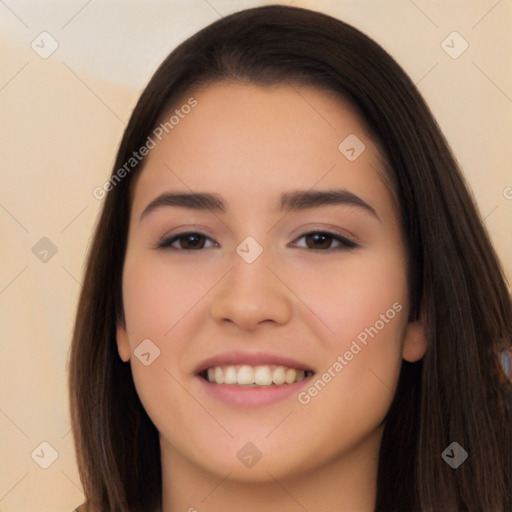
[68, 5, 512, 511]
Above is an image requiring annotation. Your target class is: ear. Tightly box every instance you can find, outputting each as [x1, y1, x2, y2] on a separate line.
[116, 324, 132, 362]
[402, 320, 427, 362]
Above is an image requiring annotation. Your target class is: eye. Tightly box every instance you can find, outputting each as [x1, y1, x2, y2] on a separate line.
[292, 231, 357, 251]
[156, 232, 218, 250]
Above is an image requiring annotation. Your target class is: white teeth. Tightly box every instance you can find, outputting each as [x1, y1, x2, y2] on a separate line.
[204, 364, 312, 385]
[272, 366, 286, 385]
[284, 368, 297, 384]
[254, 366, 273, 386]
[237, 365, 254, 385]
[224, 365, 237, 384]
[214, 366, 224, 384]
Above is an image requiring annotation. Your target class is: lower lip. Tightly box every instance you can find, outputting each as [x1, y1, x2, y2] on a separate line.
[197, 376, 313, 407]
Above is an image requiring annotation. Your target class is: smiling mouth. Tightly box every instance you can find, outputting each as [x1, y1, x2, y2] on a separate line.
[199, 364, 315, 386]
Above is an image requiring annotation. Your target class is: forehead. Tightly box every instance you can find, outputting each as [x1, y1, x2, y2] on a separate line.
[131, 82, 395, 222]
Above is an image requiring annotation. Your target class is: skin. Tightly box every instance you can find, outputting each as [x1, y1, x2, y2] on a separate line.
[116, 82, 427, 512]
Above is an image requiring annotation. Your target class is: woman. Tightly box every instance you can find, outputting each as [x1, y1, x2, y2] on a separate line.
[69, 5, 512, 511]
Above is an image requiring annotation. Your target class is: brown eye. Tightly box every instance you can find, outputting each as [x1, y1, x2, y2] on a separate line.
[178, 234, 206, 249]
[305, 233, 333, 249]
[157, 232, 216, 250]
[294, 231, 358, 251]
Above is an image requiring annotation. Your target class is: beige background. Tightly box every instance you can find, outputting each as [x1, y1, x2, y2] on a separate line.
[1, 1, 511, 511]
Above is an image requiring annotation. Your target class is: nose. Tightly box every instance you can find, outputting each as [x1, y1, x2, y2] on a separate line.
[209, 253, 293, 331]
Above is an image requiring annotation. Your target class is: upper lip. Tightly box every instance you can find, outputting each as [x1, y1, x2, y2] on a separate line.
[194, 350, 314, 375]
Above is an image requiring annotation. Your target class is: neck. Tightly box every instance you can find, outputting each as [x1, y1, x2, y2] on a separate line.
[160, 426, 382, 512]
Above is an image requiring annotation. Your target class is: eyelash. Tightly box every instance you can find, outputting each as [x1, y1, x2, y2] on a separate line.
[155, 230, 358, 252]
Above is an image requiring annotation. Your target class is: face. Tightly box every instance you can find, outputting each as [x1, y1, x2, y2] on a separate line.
[117, 82, 426, 482]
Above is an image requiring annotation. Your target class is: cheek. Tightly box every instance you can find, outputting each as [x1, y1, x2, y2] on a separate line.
[288, 245, 408, 349]
[290, 247, 407, 422]
[293, 259, 407, 465]
[295, 341, 402, 469]
[122, 252, 216, 341]
[121, 251, 223, 429]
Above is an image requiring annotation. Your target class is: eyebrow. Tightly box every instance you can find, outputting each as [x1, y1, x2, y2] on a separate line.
[139, 189, 379, 221]
[140, 192, 225, 220]
[280, 189, 378, 219]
